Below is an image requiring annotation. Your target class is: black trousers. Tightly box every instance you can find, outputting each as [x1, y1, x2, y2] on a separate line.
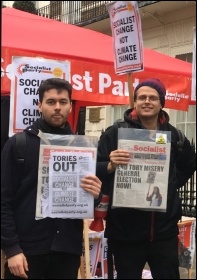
[4, 252, 80, 279]
[111, 236, 180, 279]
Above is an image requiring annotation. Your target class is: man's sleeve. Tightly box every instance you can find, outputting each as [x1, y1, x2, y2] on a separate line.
[175, 136, 196, 187]
[1, 137, 23, 258]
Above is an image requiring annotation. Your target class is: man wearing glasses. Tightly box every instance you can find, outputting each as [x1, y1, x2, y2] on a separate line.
[96, 78, 196, 279]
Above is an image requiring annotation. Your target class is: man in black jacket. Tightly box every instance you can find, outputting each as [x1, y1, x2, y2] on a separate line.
[1, 78, 102, 279]
[96, 78, 196, 279]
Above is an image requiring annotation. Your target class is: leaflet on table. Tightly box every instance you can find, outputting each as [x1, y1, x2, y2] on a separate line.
[112, 128, 171, 212]
[36, 133, 98, 219]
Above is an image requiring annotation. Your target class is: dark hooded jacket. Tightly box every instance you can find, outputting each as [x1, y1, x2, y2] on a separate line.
[96, 108, 196, 241]
[1, 118, 101, 259]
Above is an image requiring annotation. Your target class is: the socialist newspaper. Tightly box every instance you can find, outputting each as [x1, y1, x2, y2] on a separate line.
[112, 128, 171, 212]
[36, 133, 97, 219]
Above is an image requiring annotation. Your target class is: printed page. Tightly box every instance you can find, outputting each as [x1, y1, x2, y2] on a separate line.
[112, 129, 171, 212]
[36, 145, 97, 219]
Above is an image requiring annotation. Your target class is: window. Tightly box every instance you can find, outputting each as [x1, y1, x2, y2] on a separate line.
[112, 105, 129, 124]
[176, 53, 193, 63]
[175, 53, 196, 146]
[175, 105, 196, 144]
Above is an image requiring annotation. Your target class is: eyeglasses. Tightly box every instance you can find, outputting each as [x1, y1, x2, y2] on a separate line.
[136, 95, 160, 102]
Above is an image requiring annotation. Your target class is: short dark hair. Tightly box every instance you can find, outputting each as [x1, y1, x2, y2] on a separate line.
[38, 78, 72, 103]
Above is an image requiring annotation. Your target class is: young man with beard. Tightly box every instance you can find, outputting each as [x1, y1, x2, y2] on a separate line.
[1, 78, 102, 279]
[96, 78, 196, 279]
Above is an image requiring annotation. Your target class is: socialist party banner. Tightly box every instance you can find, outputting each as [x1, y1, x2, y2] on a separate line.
[9, 56, 70, 136]
[106, 1, 143, 74]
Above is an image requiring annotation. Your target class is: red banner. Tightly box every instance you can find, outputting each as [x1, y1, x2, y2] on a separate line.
[1, 48, 192, 111]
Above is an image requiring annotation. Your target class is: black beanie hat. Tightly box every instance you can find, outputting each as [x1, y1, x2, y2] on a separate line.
[134, 78, 166, 108]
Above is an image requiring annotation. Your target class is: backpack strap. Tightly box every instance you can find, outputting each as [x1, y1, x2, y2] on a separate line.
[175, 128, 185, 151]
[170, 126, 185, 151]
[15, 132, 26, 165]
[115, 120, 129, 128]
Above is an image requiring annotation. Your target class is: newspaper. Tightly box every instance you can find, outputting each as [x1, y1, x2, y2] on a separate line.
[112, 128, 171, 212]
[36, 133, 98, 219]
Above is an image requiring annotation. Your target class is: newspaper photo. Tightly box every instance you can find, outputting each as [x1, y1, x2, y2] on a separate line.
[36, 133, 98, 219]
[112, 128, 171, 212]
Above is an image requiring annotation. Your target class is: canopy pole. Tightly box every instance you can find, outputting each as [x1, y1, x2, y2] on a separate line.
[127, 73, 134, 108]
[83, 219, 91, 279]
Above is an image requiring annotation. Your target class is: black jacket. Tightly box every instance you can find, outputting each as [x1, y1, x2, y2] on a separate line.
[96, 109, 196, 241]
[1, 120, 101, 258]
